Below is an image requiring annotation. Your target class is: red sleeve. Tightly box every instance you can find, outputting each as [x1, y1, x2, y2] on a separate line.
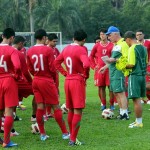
[27, 52, 34, 76]
[54, 52, 67, 76]
[80, 50, 90, 79]
[48, 50, 57, 81]
[11, 50, 22, 80]
[19, 53, 32, 82]
[89, 44, 98, 69]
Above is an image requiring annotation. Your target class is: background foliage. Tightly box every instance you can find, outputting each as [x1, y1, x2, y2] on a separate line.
[0, 0, 150, 42]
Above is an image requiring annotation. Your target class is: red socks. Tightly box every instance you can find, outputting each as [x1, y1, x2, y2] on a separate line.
[110, 99, 114, 106]
[70, 114, 82, 142]
[54, 109, 68, 134]
[4, 116, 13, 144]
[67, 111, 74, 134]
[36, 109, 45, 135]
[101, 99, 106, 106]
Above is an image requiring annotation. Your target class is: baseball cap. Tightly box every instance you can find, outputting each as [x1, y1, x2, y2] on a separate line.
[106, 26, 120, 35]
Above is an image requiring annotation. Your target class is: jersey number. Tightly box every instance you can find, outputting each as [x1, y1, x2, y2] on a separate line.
[32, 54, 44, 71]
[66, 57, 72, 74]
[0, 55, 8, 72]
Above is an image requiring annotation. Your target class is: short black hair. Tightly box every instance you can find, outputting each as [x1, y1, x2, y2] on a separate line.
[0, 35, 3, 43]
[124, 31, 136, 40]
[74, 29, 87, 41]
[35, 29, 47, 40]
[99, 28, 107, 33]
[136, 29, 144, 33]
[47, 33, 58, 41]
[13, 35, 26, 44]
[94, 36, 100, 43]
[2, 28, 15, 39]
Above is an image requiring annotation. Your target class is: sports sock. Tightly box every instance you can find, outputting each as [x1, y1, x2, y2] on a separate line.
[136, 118, 142, 124]
[122, 109, 128, 115]
[36, 109, 45, 135]
[54, 109, 68, 134]
[120, 108, 123, 115]
[0, 118, 1, 131]
[109, 98, 114, 106]
[70, 114, 82, 142]
[67, 111, 74, 134]
[4, 116, 13, 144]
[46, 106, 52, 115]
[101, 99, 106, 106]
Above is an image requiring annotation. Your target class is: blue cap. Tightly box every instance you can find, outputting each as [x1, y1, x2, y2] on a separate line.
[106, 26, 120, 35]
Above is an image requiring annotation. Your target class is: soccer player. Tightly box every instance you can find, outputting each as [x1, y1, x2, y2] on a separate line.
[27, 29, 69, 141]
[45, 33, 60, 118]
[90, 28, 114, 110]
[136, 29, 150, 104]
[12, 35, 37, 122]
[54, 29, 90, 146]
[0, 28, 21, 147]
[100, 26, 129, 120]
[124, 31, 147, 128]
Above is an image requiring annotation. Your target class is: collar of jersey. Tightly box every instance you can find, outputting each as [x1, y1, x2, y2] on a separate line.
[34, 44, 44, 46]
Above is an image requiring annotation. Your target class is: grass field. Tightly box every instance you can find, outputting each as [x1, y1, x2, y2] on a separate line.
[5, 70, 150, 150]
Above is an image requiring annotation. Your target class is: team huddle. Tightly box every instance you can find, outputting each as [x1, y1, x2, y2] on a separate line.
[0, 26, 149, 148]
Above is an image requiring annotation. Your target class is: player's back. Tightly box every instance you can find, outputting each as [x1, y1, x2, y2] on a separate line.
[62, 44, 88, 77]
[27, 45, 55, 79]
[0, 44, 19, 77]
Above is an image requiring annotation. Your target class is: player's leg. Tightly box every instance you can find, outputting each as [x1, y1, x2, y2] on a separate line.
[0, 110, 3, 144]
[31, 96, 37, 122]
[51, 104, 69, 139]
[98, 86, 106, 110]
[109, 90, 115, 110]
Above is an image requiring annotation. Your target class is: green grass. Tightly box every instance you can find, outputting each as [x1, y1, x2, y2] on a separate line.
[6, 70, 150, 150]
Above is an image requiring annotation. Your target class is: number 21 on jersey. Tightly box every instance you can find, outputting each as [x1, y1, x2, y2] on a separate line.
[66, 57, 72, 74]
[0, 55, 8, 72]
[32, 54, 44, 71]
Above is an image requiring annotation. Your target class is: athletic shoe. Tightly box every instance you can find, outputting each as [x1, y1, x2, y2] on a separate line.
[69, 139, 84, 146]
[147, 100, 150, 104]
[128, 109, 131, 114]
[10, 131, 19, 137]
[43, 115, 49, 122]
[17, 104, 26, 110]
[62, 133, 70, 140]
[40, 135, 49, 141]
[128, 122, 143, 128]
[114, 102, 118, 106]
[31, 117, 36, 122]
[47, 113, 54, 118]
[0, 137, 3, 145]
[101, 105, 106, 111]
[117, 113, 129, 120]
[3, 141, 18, 148]
[110, 105, 115, 110]
[141, 100, 144, 104]
[14, 115, 22, 121]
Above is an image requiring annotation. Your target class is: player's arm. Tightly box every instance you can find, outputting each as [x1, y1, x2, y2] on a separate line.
[20, 54, 32, 83]
[26, 52, 34, 76]
[80, 50, 90, 79]
[11, 50, 22, 80]
[54, 52, 67, 77]
[89, 44, 98, 69]
[126, 46, 135, 69]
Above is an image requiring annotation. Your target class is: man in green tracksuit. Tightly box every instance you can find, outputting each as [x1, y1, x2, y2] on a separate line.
[124, 31, 147, 128]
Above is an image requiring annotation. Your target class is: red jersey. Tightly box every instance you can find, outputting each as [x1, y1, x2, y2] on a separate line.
[53, 47, 60, 59]
[17, 50, 32, 82]
[20, 47, 27, 58]
[90, 41, 114, 68]
[27, 44, 56, 81]
[143, 40, 150, 62]
[54, 43, 90, 80]
[0, 44, 21, 78]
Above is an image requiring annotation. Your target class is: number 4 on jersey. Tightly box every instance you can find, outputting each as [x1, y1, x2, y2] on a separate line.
[0, 55, 8, 72]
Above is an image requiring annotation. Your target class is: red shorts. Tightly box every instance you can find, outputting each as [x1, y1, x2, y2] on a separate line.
[65, 79, 86, 109]
[0, 77, 18, 110]
[94, 68, 109, 86]
[17, 81, 33, 100]
[32, 78, 59, 105]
